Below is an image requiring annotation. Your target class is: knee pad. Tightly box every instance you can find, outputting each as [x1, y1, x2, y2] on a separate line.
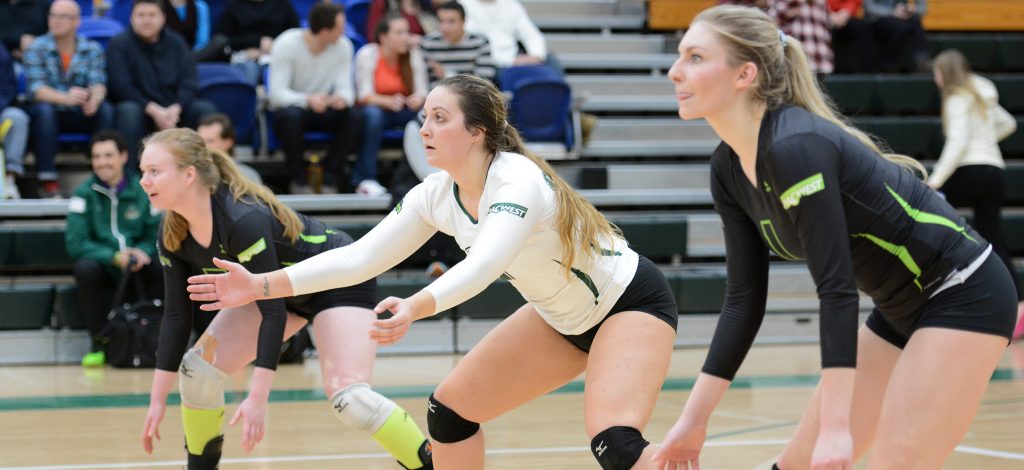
[590, 426, 650, 470]
[426, 393, 479, 444]
[329, 383, 395, 434]
[179, 349, 228, 409]
[186, 435, 223, 470]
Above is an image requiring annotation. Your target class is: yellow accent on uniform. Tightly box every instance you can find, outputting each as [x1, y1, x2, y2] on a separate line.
[182, 406, 224, 455]
[372, 407, 427, 469]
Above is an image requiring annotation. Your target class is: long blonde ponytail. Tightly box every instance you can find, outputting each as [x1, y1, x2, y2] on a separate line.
[144, 128, 304, 252]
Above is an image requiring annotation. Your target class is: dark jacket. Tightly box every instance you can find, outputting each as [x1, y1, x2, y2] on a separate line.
[0, 0, 49, 54]
[215, 0, 299, 51]
[105, 29, 198, 108]
[0, 44, 16, 110]
[65, 174, 162, 276]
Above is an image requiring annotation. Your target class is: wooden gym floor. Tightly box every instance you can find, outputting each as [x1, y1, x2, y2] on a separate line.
[1, 342, 1023, 469]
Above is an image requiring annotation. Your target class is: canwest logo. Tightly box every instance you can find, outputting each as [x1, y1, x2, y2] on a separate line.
[780, 173, 825, 209]
[488, 202, 528, 218]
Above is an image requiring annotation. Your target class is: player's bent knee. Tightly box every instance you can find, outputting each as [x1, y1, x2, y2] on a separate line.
[178, 349, 228, 409]
[590, 426, 649, 470]
[329, 383, 395, 433]
[426, 393, 479, 443]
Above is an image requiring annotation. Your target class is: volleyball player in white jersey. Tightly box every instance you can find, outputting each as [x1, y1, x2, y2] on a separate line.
[187, 74, 679, 470]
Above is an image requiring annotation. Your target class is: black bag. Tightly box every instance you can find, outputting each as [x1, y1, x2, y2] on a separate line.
[99, 266, 163, 368]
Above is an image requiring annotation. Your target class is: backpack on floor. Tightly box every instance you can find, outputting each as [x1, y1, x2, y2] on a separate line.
[99, 267, 163, 368]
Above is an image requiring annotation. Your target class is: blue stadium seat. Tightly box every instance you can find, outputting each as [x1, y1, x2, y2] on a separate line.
[76, 0, 93, 18]
[197, 63, 258, 145]
[109, 0, 133, 28]
[345, 0, 372, 39]
[78, 17, 124, 48]
[501, 65, 577, 155]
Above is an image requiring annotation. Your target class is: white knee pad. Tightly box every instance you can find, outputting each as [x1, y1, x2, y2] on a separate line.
[329, 383, 395, 434]
[178, 349, 229, 409]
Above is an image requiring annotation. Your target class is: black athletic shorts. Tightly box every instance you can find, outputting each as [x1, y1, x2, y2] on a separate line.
[866, 251, 1017, 348]
[561, 255, 679, 353]
[283, 231, 380, 321]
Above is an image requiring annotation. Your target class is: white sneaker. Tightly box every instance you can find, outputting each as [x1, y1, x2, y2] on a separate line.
[4, 174, 21, 199]
[356, 179, 388, 197]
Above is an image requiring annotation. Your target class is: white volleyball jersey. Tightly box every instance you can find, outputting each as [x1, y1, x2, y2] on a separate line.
[286, 152, 639, 334]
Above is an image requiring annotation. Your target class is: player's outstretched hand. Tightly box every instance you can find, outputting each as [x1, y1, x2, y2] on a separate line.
[187, 257, 256, 311]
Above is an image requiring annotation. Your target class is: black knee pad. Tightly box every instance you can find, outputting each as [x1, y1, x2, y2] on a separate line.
[590, 426, 649, 470]
[186, 434, 223, 470]
[426, 393, 479, 443]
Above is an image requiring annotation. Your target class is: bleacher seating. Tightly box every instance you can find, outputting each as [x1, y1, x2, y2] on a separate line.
[197, 63, 259, 145]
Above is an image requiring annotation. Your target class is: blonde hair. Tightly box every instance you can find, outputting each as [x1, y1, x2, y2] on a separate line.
[144, 128, 303, 252]
[695, 5, 926, 177]
[932, 49, 988, 130]
[437, 74, 622, 276]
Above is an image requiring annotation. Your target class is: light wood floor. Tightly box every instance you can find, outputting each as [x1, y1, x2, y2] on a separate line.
[1, 343, 1023, 469]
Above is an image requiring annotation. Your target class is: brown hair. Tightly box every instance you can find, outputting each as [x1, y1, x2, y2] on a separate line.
[694, 5, 926, 177]
[144, 128, 302, 252]
[437, 74, 623, 276]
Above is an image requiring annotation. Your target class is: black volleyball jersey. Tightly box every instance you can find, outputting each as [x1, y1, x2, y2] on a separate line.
[155, 185, 350, 372]
[703, 105, 986, 380]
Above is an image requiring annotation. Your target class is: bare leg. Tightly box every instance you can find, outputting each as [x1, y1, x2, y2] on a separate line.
[312, 307, 378, 395]
[584, 312, 676, 469]
[431, 304, 588, 470]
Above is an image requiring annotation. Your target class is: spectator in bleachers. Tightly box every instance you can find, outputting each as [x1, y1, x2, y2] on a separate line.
[354, 13, 427, 197]
[459, 0, 546, 69]
[770, 0, 834, 77]
[161, 0, 211, 52]
[0, 0, 50, 60]
[196, 112, 262, 184]
[24, 0, 114, 199]
[268, 3, 363, 194]
[829, 0, 879, 73]
[106, 0, 217, 169]
[864, 0, 929, 72]
[420, 1, 496, 87]
[0, 44, 28, 199]
[367, 0, 439, 45]
[929, 49, 1022, 332]
[66, 130, 163, 368]
[206, 0, 299, 84]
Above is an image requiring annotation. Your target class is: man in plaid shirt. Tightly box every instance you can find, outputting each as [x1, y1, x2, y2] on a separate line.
[719, 1, 834, 76]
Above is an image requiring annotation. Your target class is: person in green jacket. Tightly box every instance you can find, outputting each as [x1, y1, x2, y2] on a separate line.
[65, 130, 163, 367]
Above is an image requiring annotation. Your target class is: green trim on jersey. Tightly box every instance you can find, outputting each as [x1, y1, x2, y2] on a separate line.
[394, 198, 404, 214]
[760, 220, 801, 261]
[201, 267, 228, 275]
[780, 173, 825, 209]
[237, 237, 267, 263]
[854, 233, 923, 291]
[452, 184, 478, 224]
[158, 254, 172, 268]
[299, 233, 327, 244]
[488, 202, 528, 218]
[884, 184, 978, 243]
[553, 260, 599, 304]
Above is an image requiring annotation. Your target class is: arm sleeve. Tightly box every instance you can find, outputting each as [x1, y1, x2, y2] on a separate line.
[928, 95, 969, 188]
[22, 43, 47, 96]
[991, 102, 1017, 142]
[267, 38, 307, 109]
[106, 38, 150, 105]
[474, 38, 497, 81]
[354, 45, 376, 103]
[193, 2, 211, 50]
[134, 204, 162, 258]
[700, 158, 771, 381]
[411, 48, 428, 97]
[333, 39, 355, 105]
[64, 196, 118, 263]
[512, 4, 546, 60]
[216, 7, 255, 50]
[154, 239, 195, 372]
[227, 211, 289, 370]
[767, 134, 860, 369]
[423, 179, 544, 313]
[86, 42, 107, 88]
[286, 182, 438, 295]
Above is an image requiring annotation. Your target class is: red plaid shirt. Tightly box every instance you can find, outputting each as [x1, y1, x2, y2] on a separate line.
[771, 0, 835, 74]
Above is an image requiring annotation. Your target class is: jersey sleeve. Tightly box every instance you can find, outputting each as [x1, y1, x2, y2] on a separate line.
[766, 133, 860, 369]
[285, 182, 438, 296]
[424, 176, 545, 313]
[227, 211, 289, 371]
[701, 153, 771, 381]
[154, 234, 195, 372]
